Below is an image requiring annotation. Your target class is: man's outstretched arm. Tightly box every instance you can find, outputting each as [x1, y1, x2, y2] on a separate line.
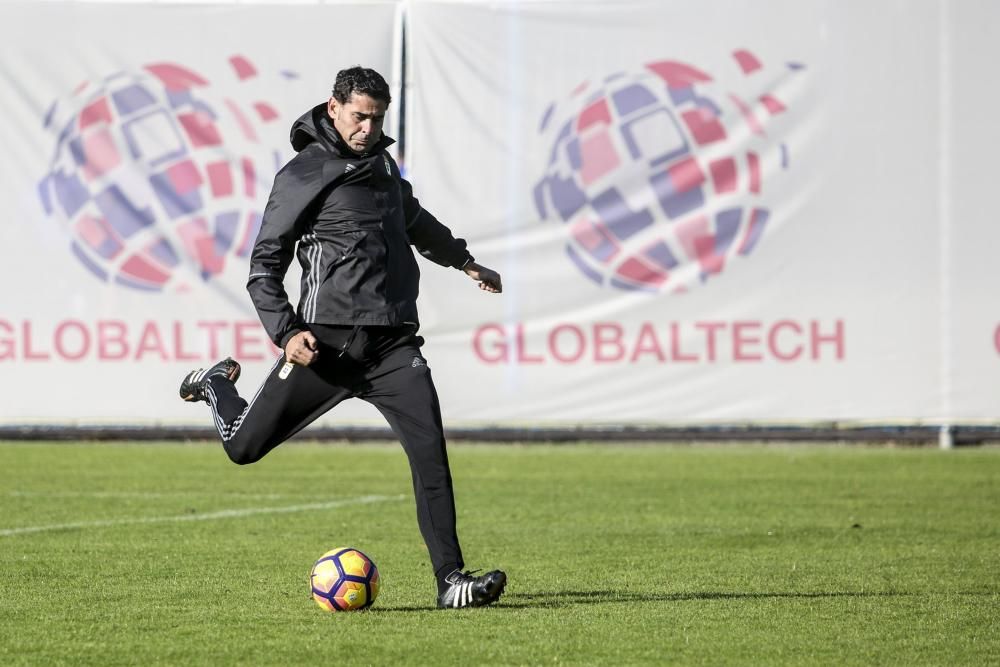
[399, 176, 502, 293]
[399, 176, 472, 267]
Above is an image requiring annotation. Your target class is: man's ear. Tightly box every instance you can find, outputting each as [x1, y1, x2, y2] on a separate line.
[327, 97, 338, 120]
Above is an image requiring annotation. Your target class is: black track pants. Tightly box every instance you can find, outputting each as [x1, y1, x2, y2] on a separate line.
[203, 324, 464, 575]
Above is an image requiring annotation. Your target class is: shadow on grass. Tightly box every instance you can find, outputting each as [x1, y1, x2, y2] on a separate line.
[498, 589, 911, 609]
[374, 589, 913, 613]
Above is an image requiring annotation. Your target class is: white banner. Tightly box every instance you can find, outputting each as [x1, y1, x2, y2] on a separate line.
[0, 1, 401, 425]
[1, 0, 997, 428]
[404, 0, 998, 425]
[947, 0, 1000, 422]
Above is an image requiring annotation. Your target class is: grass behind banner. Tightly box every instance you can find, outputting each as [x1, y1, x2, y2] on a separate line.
[0, 442, 997, 666]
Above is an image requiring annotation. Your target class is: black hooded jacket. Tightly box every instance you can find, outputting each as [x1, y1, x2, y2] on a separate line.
[246, 103, 473, 349]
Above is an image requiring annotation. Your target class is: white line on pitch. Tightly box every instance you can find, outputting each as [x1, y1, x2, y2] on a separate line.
[7, 490, 298, 500]
[0, 494, 405, 537]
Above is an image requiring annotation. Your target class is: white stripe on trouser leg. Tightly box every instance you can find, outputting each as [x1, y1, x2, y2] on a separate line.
[205, 385, 228, 435]
[206, 355, 284, 443]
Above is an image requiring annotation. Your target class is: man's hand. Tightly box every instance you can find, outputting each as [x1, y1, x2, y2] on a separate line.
[463, 261, 502, 293]
[285, 330, 319, 366]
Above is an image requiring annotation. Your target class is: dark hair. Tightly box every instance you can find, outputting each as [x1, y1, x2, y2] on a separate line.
[331, 66, 392, 105]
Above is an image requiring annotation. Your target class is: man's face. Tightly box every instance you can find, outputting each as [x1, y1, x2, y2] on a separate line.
[328, 92, 387, 154]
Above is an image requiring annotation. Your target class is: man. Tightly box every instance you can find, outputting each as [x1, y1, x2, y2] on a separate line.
[179, 66, 506, 610]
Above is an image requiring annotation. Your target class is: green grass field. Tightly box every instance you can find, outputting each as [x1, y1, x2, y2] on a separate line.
[1, 441, 998, 666]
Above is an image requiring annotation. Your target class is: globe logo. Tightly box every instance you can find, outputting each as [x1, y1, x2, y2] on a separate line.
[37, 57, 289, 292]
[533, 50, 802, 293]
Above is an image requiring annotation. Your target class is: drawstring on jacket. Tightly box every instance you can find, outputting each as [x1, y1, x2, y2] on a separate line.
[338, 325, 363, 358]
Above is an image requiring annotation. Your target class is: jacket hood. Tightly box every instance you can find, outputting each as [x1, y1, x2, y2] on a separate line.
[289, 102, 394, 157]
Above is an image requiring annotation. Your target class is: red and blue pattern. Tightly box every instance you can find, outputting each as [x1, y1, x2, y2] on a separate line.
[38, 57, 290, 292]
[534, 51, 802, 293]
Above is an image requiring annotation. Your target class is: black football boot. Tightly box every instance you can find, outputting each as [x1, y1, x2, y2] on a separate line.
[179, 357, 241, 403]
[436, 569, 507, 609]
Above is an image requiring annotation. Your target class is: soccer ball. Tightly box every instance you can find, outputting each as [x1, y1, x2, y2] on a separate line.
[309, 547, 380, 612]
